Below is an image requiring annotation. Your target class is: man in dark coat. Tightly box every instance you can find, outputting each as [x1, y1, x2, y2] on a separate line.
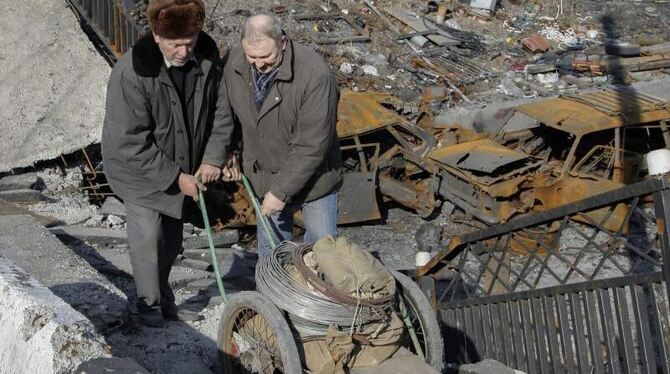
[102, 0, 232, 327]
[222, 14, 342, 255]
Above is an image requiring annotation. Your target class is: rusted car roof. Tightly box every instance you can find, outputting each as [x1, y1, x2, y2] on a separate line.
[514, 89, 670, 136]
[428, 138, 530, 173]
[336, 91, 402, 138]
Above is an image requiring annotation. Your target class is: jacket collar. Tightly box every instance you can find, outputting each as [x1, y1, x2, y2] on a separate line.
[132, 31, 220, 77]
[233, 39, 294, 83]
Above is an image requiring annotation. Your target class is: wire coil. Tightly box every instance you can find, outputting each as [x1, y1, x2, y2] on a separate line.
[256, 242, 393, 336]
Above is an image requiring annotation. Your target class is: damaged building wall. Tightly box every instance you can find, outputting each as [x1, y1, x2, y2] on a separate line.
[0, 1, 109, 172]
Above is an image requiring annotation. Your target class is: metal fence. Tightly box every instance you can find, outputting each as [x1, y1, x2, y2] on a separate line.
[67, 0, 145, 60]
[422, 175, 670, 373]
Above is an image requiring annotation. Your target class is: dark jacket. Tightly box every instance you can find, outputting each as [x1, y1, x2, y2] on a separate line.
[102, 32, 233, 218]
[223, 39, 342, 204]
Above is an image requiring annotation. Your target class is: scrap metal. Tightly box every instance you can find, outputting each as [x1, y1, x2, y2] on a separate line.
[294, 13, 370, 44]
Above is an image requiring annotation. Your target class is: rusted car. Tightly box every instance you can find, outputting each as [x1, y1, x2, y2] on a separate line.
[428, 89, 670, 228]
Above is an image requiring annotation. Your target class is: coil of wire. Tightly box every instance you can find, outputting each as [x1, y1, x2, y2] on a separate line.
[256, 241, 392, 336]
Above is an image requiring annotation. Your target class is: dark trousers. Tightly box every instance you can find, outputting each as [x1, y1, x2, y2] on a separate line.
[125, 202, 183, 313]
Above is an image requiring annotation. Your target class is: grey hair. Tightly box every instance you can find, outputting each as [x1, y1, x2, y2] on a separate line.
[241, 14, 284, 45]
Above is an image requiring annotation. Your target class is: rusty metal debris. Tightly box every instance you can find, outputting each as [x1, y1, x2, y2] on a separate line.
[294, 13, 370, 45]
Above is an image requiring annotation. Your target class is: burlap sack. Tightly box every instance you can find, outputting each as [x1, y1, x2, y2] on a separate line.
[312, 236, 395, 300]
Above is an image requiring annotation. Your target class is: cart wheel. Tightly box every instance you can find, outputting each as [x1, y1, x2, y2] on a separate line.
[218, 291, 302, 374]
[391, 270, 445, 372]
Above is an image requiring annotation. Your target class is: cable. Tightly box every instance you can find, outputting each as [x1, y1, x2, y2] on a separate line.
[256, 242, 393, 336]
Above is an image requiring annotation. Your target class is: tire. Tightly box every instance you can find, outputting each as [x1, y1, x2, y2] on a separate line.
[218, 291, 302, 374]
[391, 270, 445, 373]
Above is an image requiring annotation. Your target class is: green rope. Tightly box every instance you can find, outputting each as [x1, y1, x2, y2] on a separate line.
[198, 189, 228, 303]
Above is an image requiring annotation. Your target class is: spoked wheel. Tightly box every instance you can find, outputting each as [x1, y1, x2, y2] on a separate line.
[391, 270, 445, 372]
[218, 291, 302, 374]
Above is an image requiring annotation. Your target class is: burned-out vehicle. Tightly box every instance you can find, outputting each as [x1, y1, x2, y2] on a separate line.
[428, 89, 670, 227]
[212, 89, 670, 232]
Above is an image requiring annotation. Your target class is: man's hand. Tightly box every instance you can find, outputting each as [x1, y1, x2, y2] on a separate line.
[261, 191, 285, 216]
[222, 154, 241, 182]
[195, 163, 221, 184]
[178, 173, 206, 201]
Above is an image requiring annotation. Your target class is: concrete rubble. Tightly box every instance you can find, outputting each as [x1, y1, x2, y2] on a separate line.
[0, 0, 109, 172]
[0, 256, 110, 374]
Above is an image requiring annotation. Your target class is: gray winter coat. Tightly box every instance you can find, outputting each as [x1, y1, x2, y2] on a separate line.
[102, 32, 232, 218]
[223, 39, 342, 204]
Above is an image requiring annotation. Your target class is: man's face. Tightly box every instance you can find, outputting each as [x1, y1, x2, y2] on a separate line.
[153, 33, 199, 67]
[242, 36, 287, 74]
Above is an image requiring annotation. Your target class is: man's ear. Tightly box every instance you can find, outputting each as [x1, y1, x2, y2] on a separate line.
[281, 36, 288, 51]
[153, 32, 160, 44]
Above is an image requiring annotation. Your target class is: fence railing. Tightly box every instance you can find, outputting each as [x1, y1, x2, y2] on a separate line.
[68, 0, 145, 61]
[425, 175, 670, 372]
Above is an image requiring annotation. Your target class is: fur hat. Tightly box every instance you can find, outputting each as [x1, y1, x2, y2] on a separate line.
[147, 0, 205, 39]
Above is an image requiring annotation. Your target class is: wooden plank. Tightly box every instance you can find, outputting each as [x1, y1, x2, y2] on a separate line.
[386, 8, 459, 46]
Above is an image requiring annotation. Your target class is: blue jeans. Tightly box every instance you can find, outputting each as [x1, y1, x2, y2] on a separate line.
[257, 192, 338, 256]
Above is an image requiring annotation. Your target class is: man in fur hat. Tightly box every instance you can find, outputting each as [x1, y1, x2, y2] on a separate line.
[102, 0, 232, 327]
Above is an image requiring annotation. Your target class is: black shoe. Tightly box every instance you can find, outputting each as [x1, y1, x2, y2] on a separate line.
[162, 304, 203, 322]
[134, 310, 166, 328]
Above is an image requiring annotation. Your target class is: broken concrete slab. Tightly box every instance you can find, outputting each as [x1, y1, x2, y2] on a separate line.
[0, 173, 45, 191]
[86, 246, 134, 277]
[50, 225, 128, 246]
[169, 266, 212, 289]
[75, 357, 149, 374]
[0, 1, 110, 172]
[0, 257, 109, 373]
[0, 189, 46, 203]
[0, 215, 129, 333]
[179, 259, 212, 272]
[0, 198, 63, 227]
[185, 278, 217, 292]
[100, 197, 126, 219]
[182, 229, 239, 249]
[168, 354, 214, 374]
[182, 247, 241, 261]
[216, 250, 257, 280]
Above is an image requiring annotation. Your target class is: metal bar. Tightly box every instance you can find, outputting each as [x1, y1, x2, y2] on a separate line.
[542, 296, 563, 374]
[531, 298, 550, 373]
[439, 272, 665, 309]
[630, 284, 657, 372]
[556, 293, 576, 373]
[352, 135, 368, 172]
[651, 282, 670, 373]
[480, 304, 493, 358]
[509, 301, 527, 371]
[396, 29, 440, 40]
[490, 304, 505, 362]
[584, 290, 605, 374]
[471, 306, 485, 359]
[597, 288, 623, 374]
[569, 293, 590, 372]
[499, 302, 515, 365]
[464, 306, 477, 361]
[520, 299, 538, 373]
[653, 186, 670, 308]
[613, 287, 637, 373]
